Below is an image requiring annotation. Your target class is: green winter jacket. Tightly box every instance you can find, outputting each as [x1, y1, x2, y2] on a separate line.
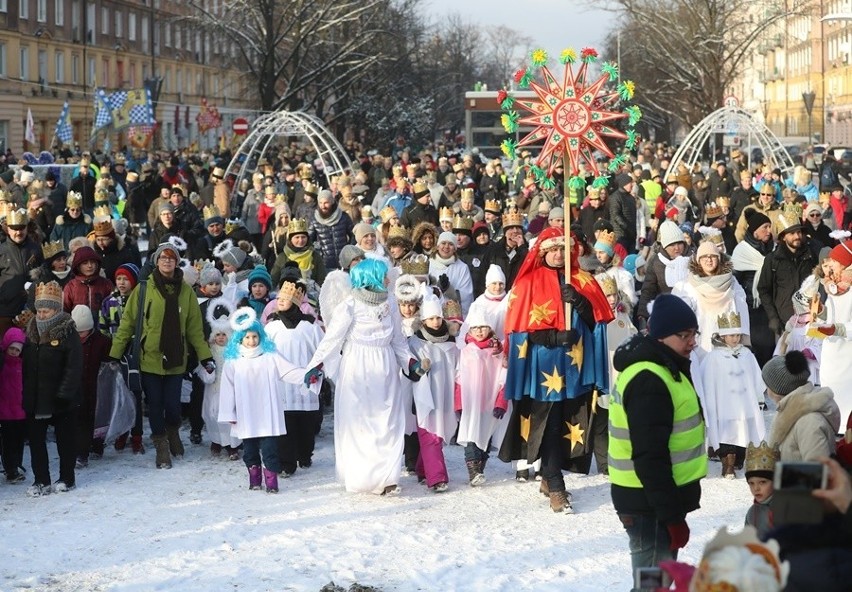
[109, 278, 212, 375]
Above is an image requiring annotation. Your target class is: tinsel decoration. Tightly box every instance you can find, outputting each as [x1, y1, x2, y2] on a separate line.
[607, 154, 628, 172]
[500, 138, 517, 159]
[625, 129, 638, 150]
[580, 47, 598, 63]
[568, 175, 587, 191]
[513, 68, 533, 89]
[531, 49, 548, 67]
[540, 177, 557, 190]
[501, 111, 519, 133]
[618, 80, 635, 101]
[591, 175, 610, 189]
[601, 62, 619, 81]
[625, 105, 642, 126]
[560, 48, 577, 64]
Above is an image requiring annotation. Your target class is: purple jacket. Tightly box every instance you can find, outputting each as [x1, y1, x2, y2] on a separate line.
[0, 327, 26, 420]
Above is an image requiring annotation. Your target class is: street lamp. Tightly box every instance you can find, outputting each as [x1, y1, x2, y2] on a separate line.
[803, 90, 816, 142]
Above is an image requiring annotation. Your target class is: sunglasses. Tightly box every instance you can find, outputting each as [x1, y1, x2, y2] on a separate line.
[808, 212, 822, 218]
[759, 192, 774, 197]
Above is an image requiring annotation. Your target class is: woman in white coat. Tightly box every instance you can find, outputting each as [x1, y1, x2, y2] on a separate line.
[305, 259, 426, 496]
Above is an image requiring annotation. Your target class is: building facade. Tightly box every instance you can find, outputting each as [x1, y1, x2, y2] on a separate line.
[0, 0, 254, 156]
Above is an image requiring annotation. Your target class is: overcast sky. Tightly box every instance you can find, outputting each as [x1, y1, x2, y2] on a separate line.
[424, 0, 615, 61]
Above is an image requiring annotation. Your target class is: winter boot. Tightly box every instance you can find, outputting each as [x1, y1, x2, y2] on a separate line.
[248, 465, 263, 490]
[165, 425, 185, 458]
[515, 468, 529, 482]
[722, 453, 737, 479]
[549, 490, 574, 513]
[90, 438, 105, 459]
[152, 435, 172, 469]
[131, 435, 145, 454]
[263, 468, 279, 493]
[189, 431, 202, 445]
[540, 480, 550, 498]
[114, 433, 129, 451]
[466, 460, 485, 487]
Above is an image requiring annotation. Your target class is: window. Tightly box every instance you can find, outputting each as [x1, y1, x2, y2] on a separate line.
[101, 57, 109, 87]
[37, 49, 47, 83]
[129, 61, 135, 86]
[0, 0, 7, 13]
[164, 23, 171, 48]
[141, 15, 149, 47]
[54, 50, 63, 82]
[115, 10, 122, 38]
[20, 0, 28, 19]
[128, 13, 136, 41]
[116, 60, 123, 86]
[37, 0, 45, 21]
[101, 6, 108, 34]
[0, 121, 7, 153]
[54, 0, 62, 24]
[71, 53, 78, 84]
[141, 63, 148, 80]
[87, 56, 94, 85]
[175, 24, 181, 50]
[86, 3, 96, 44]
[176, 67, 182, 92]
[0, 43, 6, 77]
[19, 47, 29, 81]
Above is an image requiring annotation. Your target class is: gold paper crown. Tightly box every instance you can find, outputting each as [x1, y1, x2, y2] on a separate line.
[93, 217, 114, 236]
[95, 177, 111, 190]
[400, 253, 430, 276]
[715, 196, 731, 208]
[502, 209, 524, 228]
[264, 185, 276, 194]
[42, 240, 65, 260]
[439, 206, 454, 221]
[278, 281, 299, 300]
[6, 209, 28, 227]
[28, 179, 44, 195]
[287, 218, 309, 234]
[412, 181, 429, 196]
[93, 205, 112, 219]
[380, 205, 398, 224]
[0, 189, 10, 201]
[775, 211, 802, 235]
[745, 441, 780, 475]
[442, 299, 462, 320]
[596, 274, 618, 296]
[170, 183, 185, 195]
[203, 205, 222, 221]
[94, 188, 110, 202]
[360, 205, 373, 218]
[225, 219, 241, 234]
[387, 225, 410, 240]
[303, 182, 318, 196]
[595, 229, 616, 248]
[452, 215, 473, 231]
[819, 191, 831, 204]
[484, 199, 501, 213]
[782, 202, 803, 219]
[66, 191, 83, 209]
[0, 201, 15, 220]
[461, 187, 475, 201]
[35, 280, 63, 304]
[299, 165, 313, 179]
[704, 202, 723, 219]
[716, 311, 742, 330]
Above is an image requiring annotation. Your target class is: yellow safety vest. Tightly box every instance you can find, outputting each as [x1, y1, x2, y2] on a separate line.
[640, 180, 662, 218]
[608, 361, 707, 488]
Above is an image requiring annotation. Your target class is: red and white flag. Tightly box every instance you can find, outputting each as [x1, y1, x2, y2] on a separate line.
[25, 108, 37, 146]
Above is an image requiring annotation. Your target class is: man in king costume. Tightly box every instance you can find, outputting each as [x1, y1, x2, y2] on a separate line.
[499, 226, 613, 513]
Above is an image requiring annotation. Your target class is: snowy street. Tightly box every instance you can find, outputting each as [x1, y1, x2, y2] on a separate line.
[0, 414, 757, 592]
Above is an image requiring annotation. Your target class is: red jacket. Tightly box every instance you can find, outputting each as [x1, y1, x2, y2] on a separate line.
[63, 275, 114, 330]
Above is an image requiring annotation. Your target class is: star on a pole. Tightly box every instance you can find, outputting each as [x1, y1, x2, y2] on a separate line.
[541, 365, 564, 396]
[529, 300, 556, 327]
[564, 421, 585, 451]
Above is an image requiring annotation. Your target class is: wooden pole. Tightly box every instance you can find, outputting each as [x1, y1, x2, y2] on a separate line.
[563, 151, 572, 330]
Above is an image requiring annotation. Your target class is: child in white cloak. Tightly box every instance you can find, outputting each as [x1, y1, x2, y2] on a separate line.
[218, 307, 310, 493]
[395, 273, 423, 474]
[264, 279, 325, 476]
[460, 264, 509, 341]
[197, 297, 242, 459]
[697, 311, 766, 479]
[409, 289, 459, 493]
[454, 307, 507, 486]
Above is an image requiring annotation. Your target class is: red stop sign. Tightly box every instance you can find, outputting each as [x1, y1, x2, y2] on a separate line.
[232, 118, 249, 135]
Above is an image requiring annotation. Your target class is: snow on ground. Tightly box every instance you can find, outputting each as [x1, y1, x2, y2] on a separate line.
[0, 407, 765, 592]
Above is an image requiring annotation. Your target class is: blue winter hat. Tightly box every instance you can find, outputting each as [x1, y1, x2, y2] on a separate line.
[648, 293, 698, 340]
[623, 254, 638, 275]
[247, 265, 272, 291]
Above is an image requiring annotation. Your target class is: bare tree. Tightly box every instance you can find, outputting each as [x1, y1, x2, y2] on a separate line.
[479, 26, 533, 90]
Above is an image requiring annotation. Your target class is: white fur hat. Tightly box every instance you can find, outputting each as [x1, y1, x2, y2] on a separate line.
[485, 264, 505, 286]
[420, 292, 443, 320]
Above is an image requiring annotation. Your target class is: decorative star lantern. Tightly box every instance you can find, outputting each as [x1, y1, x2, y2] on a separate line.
[500, 47, 640, 190]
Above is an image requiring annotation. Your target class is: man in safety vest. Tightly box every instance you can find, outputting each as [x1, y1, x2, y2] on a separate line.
[608, 293, 707, 572]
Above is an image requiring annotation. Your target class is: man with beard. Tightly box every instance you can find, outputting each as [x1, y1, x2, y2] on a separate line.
[309, 189, 354, 270]
[478, 209, 528, 297]
[758, 208, 818, 338]
[194, 205, 228, 260]
[400, 181, 439, 229]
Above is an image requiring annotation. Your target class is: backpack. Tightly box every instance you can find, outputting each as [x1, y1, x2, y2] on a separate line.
[820, 164, 838, 189]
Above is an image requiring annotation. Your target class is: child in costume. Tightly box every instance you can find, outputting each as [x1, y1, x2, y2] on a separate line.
[774, 277, 823, 385]
[217, 307, 308, 493]
[454, 308, 507, 486]
[264, 280, 325, 476]
[409, 289, 459, 493]
[0, 327, 27, 483]
[697, 311, 766, 478]
[744, 441, 780, 539]
[395, 273, 423, 474]
[461, 264, 508, 339]
[197, 297, 241, 459]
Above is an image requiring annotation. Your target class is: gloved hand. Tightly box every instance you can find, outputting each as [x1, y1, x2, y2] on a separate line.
[438, 274, 450, 293]
[409, 359, 429, 376]
[667, 521, 690, 551]
[555, 329, 580, 347]
[304, 365, 323, 387]
[492, 407, 506, 419]
[489, 338, 503, 355]
[561, 284, 580, 305]
[201, 358, 216, 374]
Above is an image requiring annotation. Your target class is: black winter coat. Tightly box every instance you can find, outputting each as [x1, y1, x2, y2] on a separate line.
[309, 209, 354, 270]
[0, 237, 43, 317]
[22, 313, 82, 416]
[608, 188, 636, 249]
[400, 201, 440, 230]
[479, 239, 528, 295]
[95, 236, 140, 283]
[758, 240, 819, 332]
[610, 334, 703, 524]
[637, 248, 676, 321]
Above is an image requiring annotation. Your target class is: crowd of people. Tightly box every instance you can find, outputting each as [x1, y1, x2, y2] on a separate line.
[1, 139, 851, 590]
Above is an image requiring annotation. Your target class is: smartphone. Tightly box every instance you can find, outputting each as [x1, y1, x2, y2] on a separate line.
[773, 461, 828, 491]
[634, 566, 672, 590]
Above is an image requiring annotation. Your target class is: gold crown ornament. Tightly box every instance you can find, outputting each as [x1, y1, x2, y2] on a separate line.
[287, 218, 309, 235]
[387, 225, 411, 241]
[704, 202, 723, 220]
[225, 218, 241, 234]
[93, 217, 115, 237]
[34, 280, 63, 304]
[442, 299, 462, 320]
[0, 201, 16, 221]
[6, 208, 28, 227]
[819, 191, 831, 206]
[412, 181, 429, 197]
[380, 205, 398, 224]
[715, 196, 731, 208]
[360, 205, 373, 219]
[716, 311, 743, 335]
[93, 205, 112, 219]
[439, 206, 454, 222]
[0, 188, 10, 202]
[484, 199, 501, 213]
[66, 191, 83, 209]
[264, 185, 276, 195]
[203, 205, 222, 221]
[783, 202, 804, 219]
[595, 229, 617, 250]
[452, 215, 474, 232]
[400, 253, 430, 276]
[277, 280, 300, 302]
[596, 273, 618, 296]
[461, 187, 475, 202]
[170, 184, 186, 196]
[774, 211, 802, 236]
[42, 240, 66, 260]
[502, 209, 524, 229]
[745, 441, 780, 476]
[303, 182, 318, 197]
[95, 177, 111, 191]
[94, 188, 110, 203]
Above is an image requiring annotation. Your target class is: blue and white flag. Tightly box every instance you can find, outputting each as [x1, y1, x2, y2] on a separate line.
[54, 100, 73, 145]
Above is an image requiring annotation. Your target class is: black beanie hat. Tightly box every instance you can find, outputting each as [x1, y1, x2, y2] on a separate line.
[616, 173, 633, 189]
[648, 293, 698, 339]
[745, 209, 772, 237]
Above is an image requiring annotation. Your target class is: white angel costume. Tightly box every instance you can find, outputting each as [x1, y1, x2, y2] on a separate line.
[265, 314, 325, 413]
[318, 269, 352, 326]
[409, 330, 459, 443]
[197, 343, 242, 449]
[819, 283, 852, 424]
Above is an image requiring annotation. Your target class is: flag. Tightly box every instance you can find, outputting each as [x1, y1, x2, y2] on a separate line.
[127, 123, 157, 149]
[107, 88, 156, 130]
[54, 101, 73, 145]
[196, 98, 222, 133]
[92, 88, 113, 136]
[25, 108, 37, 146]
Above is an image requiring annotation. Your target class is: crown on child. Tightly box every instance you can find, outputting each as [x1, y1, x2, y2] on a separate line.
[287, 218, 309, 234]
[596, 229, 616, 248]
[596, 274, 618, 296]
[400, 253, 429, 276]
[42, 240, 65, 260]
[745, 441, 780, 475]
[439, 206, 454, 221]
[716, 311, 742, 330]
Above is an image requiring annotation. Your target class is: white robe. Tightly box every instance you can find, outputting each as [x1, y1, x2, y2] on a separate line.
[603, 310, 638, 409]
[819, 288, 852, 424]
[600, 265, 638, 306]
[428, 257, 474, 315]
[318, 269, 352, 326]
[456, 342, 508, 452]
[196, 344, 242, 448]
[459, 292, 508, 345]
[409, 335, 459, 442]
[265, 318, 324, 411]
[217, 351, 307, 440]
[696, 346, 766, 450]
[308, 296, 413, 494]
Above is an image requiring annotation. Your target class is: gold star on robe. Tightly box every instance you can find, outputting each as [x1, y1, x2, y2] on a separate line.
[573, 269, 594, 288]
[520, 414, 531, 441]
[568, 338, 583, 369]
[540, 365, 564, 396]
[591, 389, 599, 414]
[528, 299, 556, 327]
[507, 289, 518, 310]
[564, 421, 585, 452]
[516, 338, 528, 359]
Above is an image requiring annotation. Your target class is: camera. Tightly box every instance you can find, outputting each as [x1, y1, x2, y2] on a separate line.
[634, 566, 672, 591]
[774, 461, 828, 491]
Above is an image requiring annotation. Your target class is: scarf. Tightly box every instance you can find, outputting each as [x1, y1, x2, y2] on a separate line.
[239, 344, 263, 358]
[418, 321, 451, 343]
[730, 240, 767, 308]
[687, 270, 735, 307]
[314, 205, 342, 227]
[433, 254, 456, 266]
[661, 253, 689, 288]
[284, 245, 314, 272]
[352, 288, 388, 306]
[36, 312, 66, 339]
[152, 268, 185, 369]
[52, 268, 72, 281]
